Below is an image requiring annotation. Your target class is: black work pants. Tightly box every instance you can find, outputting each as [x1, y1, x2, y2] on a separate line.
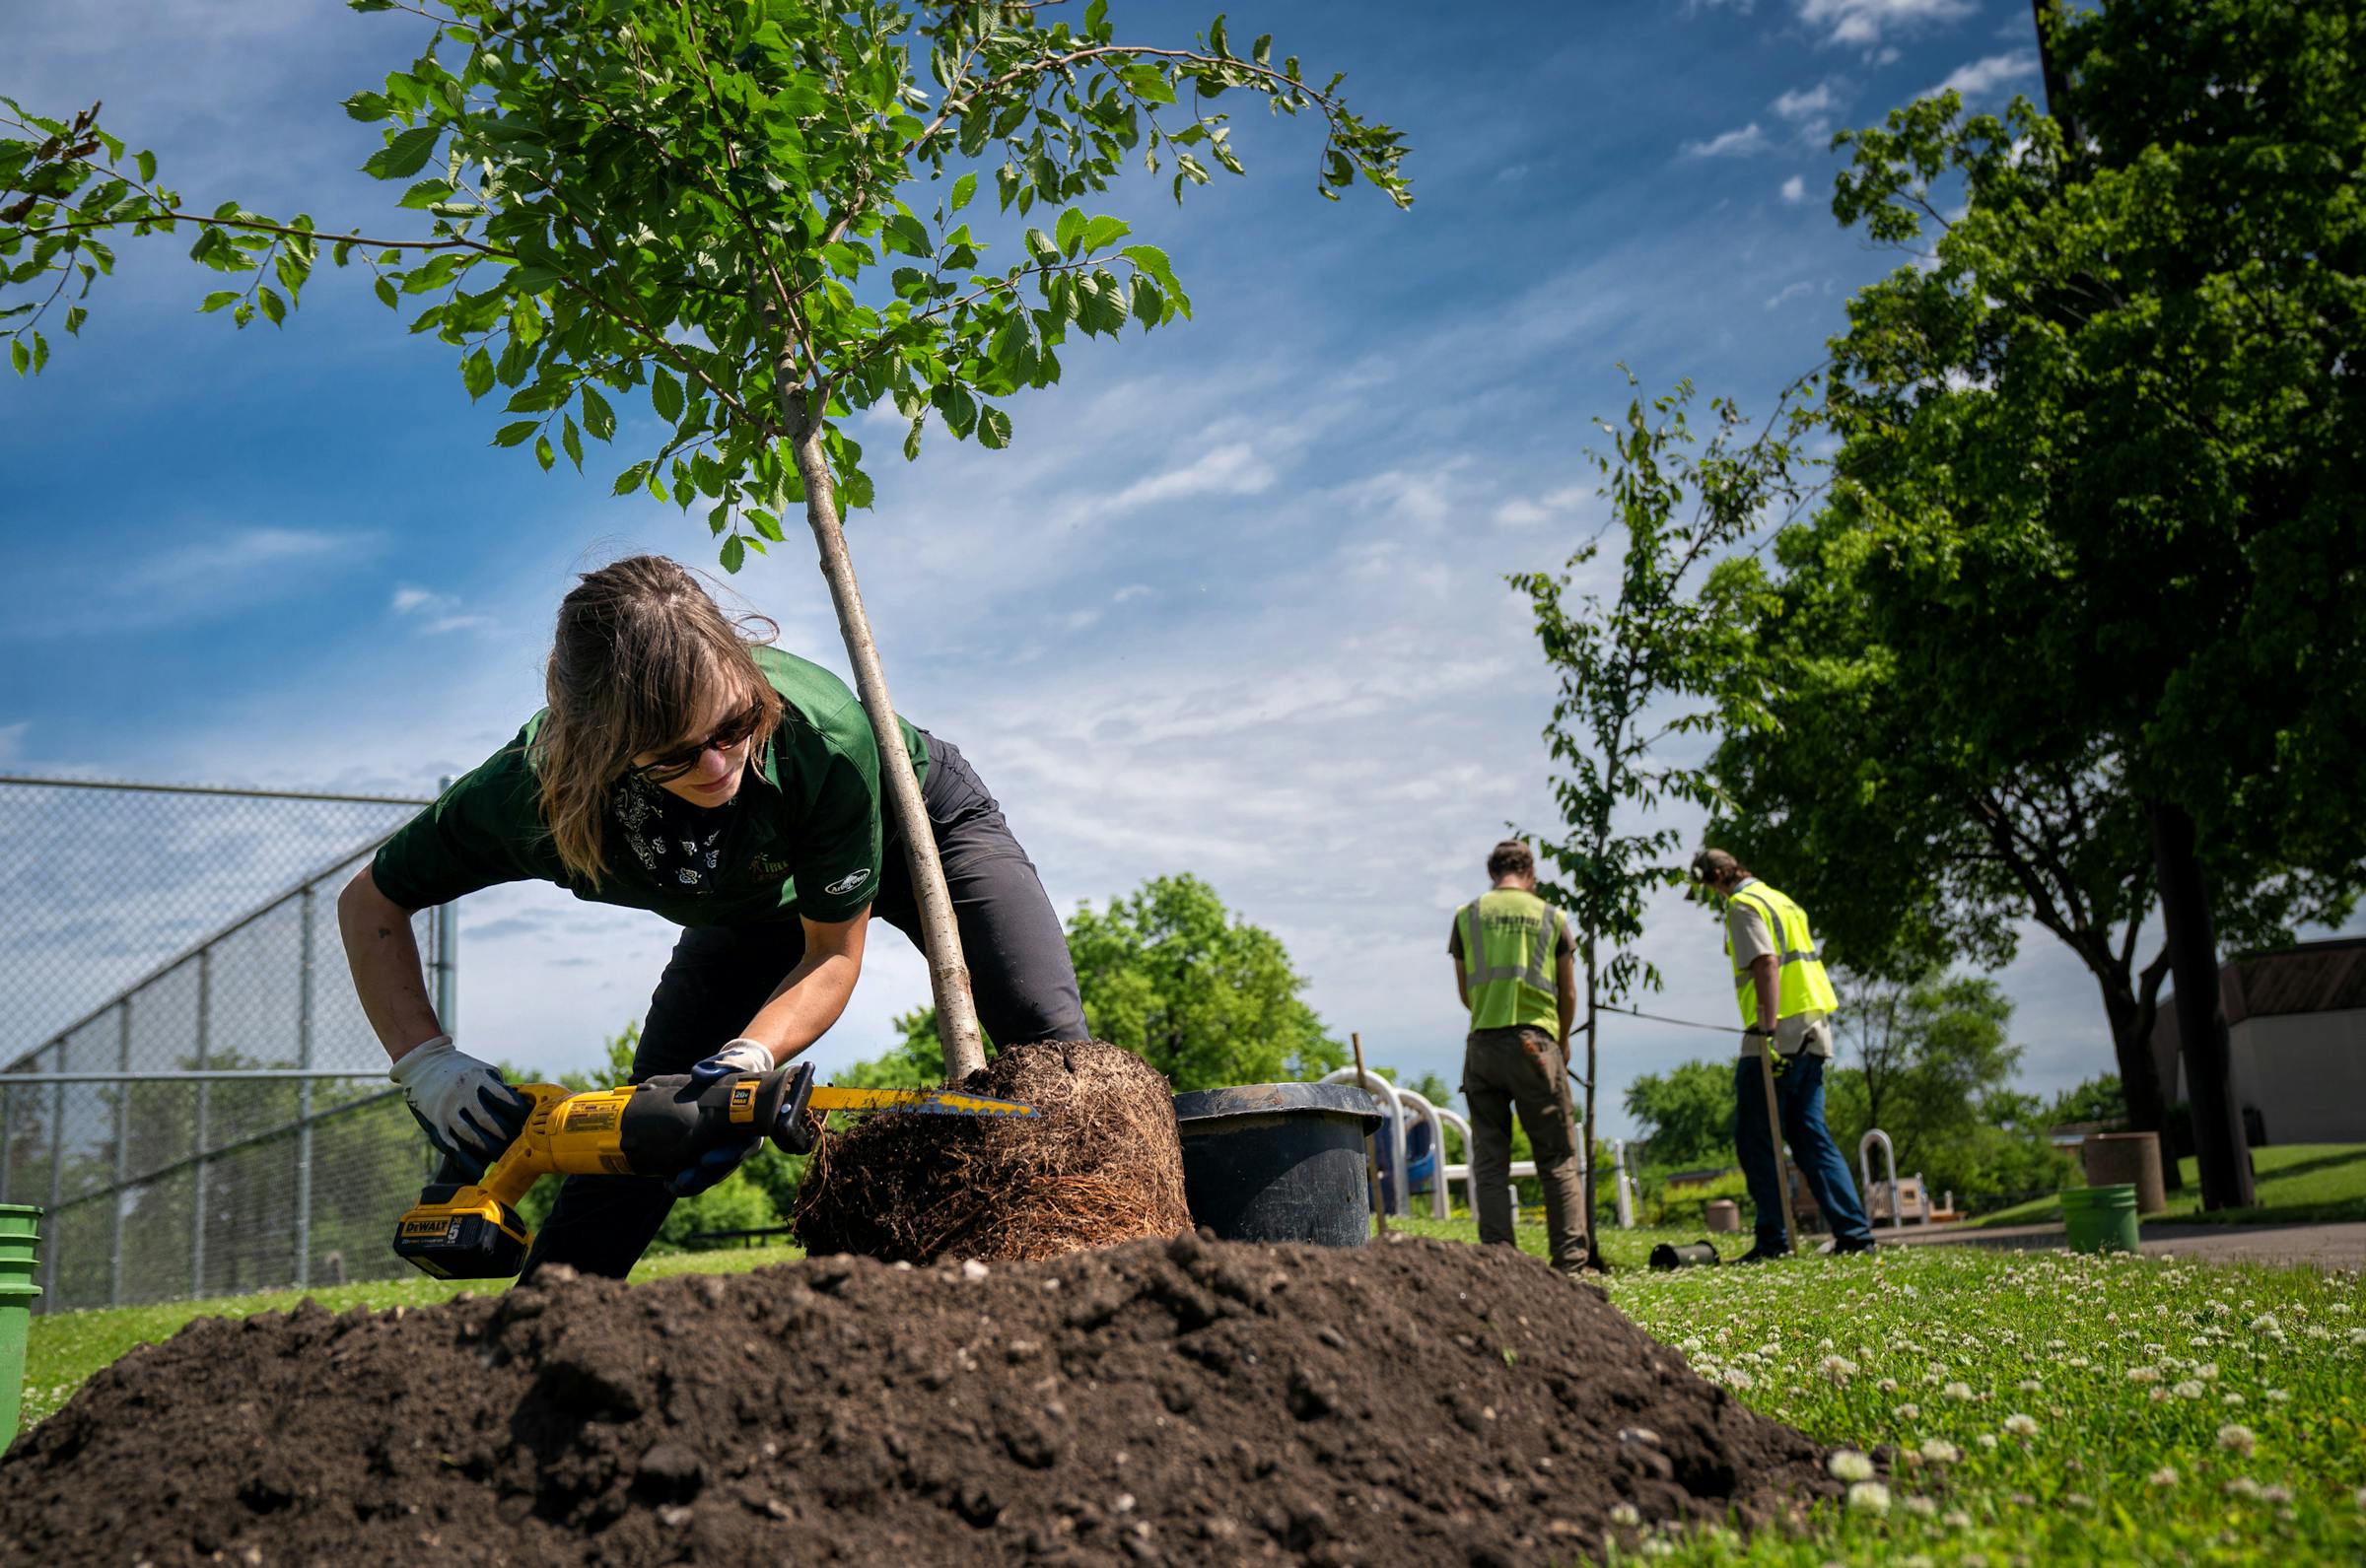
[523, 732, 1083, 1278]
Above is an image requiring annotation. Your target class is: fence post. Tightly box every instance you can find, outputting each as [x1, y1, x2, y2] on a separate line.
[432, 776, 457, 1035]
[43, 1040, 64, 1306]
[294, 888, 317, 1290]
[191, 947, 211, 1299]
[109, 998, 132, 1307]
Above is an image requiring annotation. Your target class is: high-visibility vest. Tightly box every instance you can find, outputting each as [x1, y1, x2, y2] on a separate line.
[1724, 880, 1838, 1028]
[1458, 889, 1567, 1032]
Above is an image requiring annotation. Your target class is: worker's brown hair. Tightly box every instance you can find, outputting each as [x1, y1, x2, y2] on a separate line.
[1487, 839, 1535, 880]
[1691, 848, 1749, 885]
[535, 555, 784, 886]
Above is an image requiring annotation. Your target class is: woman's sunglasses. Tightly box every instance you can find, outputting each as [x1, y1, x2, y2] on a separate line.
[628, 698, 768, 784]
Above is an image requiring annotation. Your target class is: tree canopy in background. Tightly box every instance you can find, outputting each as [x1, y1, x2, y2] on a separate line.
[846, 872, 1346, 1093]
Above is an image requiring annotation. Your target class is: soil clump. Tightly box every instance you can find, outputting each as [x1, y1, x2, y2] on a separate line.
[794, 1039, 1192, 1263]
[0, 1234, 1834, 1566]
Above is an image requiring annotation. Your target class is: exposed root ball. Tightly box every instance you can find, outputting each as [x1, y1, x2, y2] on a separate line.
[793, 1039, 1191, 1262]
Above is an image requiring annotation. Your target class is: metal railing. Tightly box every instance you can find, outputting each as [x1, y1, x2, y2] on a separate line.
[0, 776, 449, 1312]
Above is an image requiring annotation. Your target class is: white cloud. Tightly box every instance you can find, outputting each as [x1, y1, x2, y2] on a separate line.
[1797, 0, 1975, 47]
[1772, 82, 1842, 121]
[1781, 174, 1809, 203]
[1928, 50, 2041, 102]
[1680, 122, 1770, 160]
[1106, 442, 1278, 511]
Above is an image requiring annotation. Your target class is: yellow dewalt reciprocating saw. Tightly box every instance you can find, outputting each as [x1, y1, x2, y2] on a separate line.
[393, 1061, 1035, 1278]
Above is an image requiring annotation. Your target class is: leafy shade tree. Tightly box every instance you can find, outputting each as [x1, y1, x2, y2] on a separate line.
[861, 872, 1346, 1092]
[1511, 374, 1805, 1266]
[1621, 1058, 1733, 1175]
[1780, 0, 2363, 1206]
[0, 0, 1410, 1083]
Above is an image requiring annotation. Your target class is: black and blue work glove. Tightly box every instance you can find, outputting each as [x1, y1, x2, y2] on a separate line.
[665, 1039, 774, 1197]
[389, 1035, 531, 1181]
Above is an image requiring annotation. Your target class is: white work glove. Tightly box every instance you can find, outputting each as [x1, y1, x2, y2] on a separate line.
[686, 1038, 776, 1085]
[390, 1035, 531, 1179]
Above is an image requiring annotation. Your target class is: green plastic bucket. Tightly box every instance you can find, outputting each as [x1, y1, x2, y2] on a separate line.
[0, 1203, 40, 1451]
[2060, 1183, 2140, 1254]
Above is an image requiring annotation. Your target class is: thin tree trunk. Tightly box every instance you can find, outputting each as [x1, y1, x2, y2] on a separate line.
[783, 417, 986, 1081]
[2147, 799, 2252, 1210]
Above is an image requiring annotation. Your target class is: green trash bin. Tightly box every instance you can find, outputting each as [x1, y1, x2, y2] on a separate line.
[0, 1203, 40, 1451]
[2060, 1183, 2140, 1254]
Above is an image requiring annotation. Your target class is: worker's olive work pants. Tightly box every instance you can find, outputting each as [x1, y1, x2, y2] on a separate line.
[522, 732, 1087, 1281]
[1462, 1025, 1588, 1273]
[1733, 1051, 1874, 1251]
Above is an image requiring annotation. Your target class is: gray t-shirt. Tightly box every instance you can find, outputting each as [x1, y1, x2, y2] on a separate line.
[1725, 881, 1833, 1058]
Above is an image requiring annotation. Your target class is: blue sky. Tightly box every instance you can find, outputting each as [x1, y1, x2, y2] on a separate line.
[12, 0, 2339, 1143]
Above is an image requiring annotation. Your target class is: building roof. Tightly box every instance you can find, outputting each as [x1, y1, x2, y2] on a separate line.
[2221, 936, 2366, 1023]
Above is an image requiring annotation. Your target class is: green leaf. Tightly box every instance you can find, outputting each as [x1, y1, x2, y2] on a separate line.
[363, 125, 441, 181]
[492, 420, 538, 447]
[198, 290, 241, 314]
[461, 347, 493, 399]
[579, 383, 615, 442]
[978, 405, 1011, 449]
[652, 367, 683, 424]
[950, 171, 977, 212]
[720, 534, 746, 574]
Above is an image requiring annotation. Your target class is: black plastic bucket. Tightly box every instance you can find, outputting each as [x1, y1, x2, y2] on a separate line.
[1172, 1083, 1385, 1248]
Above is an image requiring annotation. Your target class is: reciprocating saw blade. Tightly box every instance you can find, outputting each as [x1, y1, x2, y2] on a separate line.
[809, 1086, 1038, 1119]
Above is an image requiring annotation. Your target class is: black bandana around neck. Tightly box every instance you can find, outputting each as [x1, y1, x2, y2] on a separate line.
[611, 772, 732, 894]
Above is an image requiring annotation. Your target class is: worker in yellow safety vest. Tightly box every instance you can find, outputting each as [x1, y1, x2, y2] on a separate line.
[1691, 848, 1875, 1262]
[1448, 839, 1587, 1273]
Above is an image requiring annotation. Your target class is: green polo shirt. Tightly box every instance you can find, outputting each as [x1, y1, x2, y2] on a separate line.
[371, 647, 929, 926]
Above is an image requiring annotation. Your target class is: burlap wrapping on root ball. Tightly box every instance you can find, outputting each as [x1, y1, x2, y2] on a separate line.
[793, 1039, 1191, 1263]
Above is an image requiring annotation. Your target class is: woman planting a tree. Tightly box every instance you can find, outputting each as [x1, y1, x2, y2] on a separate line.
[338, 553, 1086, 1278]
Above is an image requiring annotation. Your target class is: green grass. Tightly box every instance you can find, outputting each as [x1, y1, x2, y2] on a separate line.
[14, 1240, 802, 1431]
[1407, 1214, 2366, 1565]
[18, 1223, 2366, 1564]
[1973, 1143, 2366, 1229]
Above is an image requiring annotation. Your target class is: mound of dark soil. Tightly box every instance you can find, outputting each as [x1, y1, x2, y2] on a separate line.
[0, 1235, 1833, 1566]
[794, 1040, 1192, 1263]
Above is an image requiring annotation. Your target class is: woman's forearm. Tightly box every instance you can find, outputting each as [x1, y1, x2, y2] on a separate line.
[338, 866, 445, 1063]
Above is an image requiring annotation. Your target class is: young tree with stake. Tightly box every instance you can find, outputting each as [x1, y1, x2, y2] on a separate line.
[1510, 374, 1804, 1269]
[0, 0, 1411, 1083]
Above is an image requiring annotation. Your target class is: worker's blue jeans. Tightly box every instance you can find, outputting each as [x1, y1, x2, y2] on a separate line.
[1733, 1052, 1873, 1251]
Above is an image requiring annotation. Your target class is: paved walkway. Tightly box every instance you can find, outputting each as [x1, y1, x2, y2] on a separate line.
[1869, 1218, 2366, 1270]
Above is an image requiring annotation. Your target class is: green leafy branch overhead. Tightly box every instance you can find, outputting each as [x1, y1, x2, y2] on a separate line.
[2, 0, 1411, 571]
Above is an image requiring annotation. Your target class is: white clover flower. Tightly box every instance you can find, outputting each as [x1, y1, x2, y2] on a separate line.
[2173, 1381, 2204, 1399]
[2003, 1413, 2040, 1437]
[1827, 1450, 1876, 1482]
[1919, 1438, 1962, 1464]
[2148, 1466, 2179, 1487]
[1846, 1480, 1892, 1515]
[1943, 1381, 1975, 1401]
[2217, 1423, 2258, 1455]
[1609, 1503, 1640, 1527]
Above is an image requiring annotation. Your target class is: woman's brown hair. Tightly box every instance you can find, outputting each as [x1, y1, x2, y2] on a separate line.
[535, 555, 783, 886]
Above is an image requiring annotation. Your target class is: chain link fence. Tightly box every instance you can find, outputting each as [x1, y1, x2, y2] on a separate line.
[0, 776, 452, 1312]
